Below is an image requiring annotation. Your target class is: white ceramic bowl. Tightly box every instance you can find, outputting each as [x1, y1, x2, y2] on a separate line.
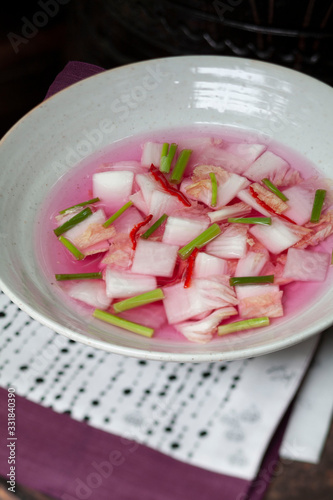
[0, 56, 333, 362]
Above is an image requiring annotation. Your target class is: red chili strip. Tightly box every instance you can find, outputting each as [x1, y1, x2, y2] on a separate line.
[130, 214, 153, 250]
[183, 248, 199, 288]
[149, 165, 191, 207]
[249, 186, 296, 225]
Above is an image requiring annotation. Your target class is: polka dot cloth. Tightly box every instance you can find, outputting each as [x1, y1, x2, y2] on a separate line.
[0, 291, 317, 480]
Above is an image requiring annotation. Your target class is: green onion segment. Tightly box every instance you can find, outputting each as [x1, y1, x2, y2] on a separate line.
[54, 207, 93, 236]
[170, 149, 192, 183]
[59, 198, 100, 214]
[141, 214, 168, 239]
[209, 172, 218, 207]
[218, 317, 270, 336]
[55, 272, 103, 281]
[161, 142, 169, 158]
[178, 223, 221, 260]
[160, 143, 177, 173]
[93, 309, 154, 337]
[310, 189, 326, 223]
[58, 236, 85, 260]
[103, 201, 133, 228]
[113, 288, 165, 313]
[230, 275, 274, 286]
[262, 178, 288, 202]
[228, 217, 271, 225]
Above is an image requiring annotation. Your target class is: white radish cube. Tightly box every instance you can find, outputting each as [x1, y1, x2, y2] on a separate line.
[64, 209, 106, 242]
[141, 142, 164, 168]
[68, 280, 111, 309]
[250, 218, 303, 254]
[162, 216, 209, 246]
[283, 248, 330, 282]
[244, 151, 289, 182]
[92, 171, 134, 210]
[194, 252, 227, 278]
[131, 239, 179, 277]
[105, 269, 156, 298]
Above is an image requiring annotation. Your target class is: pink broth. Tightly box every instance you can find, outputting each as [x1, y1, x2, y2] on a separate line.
[36, 126, 333, 341]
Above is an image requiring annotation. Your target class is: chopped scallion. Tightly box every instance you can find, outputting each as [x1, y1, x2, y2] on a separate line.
[59, 198, 100, 214]
[262, 179, 288, 202]
[161, 142, 169, 158]
[55, 272, 102, 281]
[141, 214, 168, 239]
[218, 317, 270, 336]
[103, 201, 133, 228]
[58, 236, 85, 260]
[54, 207, 92, 236]
[209, 172, 218, 207]
[113, 288, 165, 313]
[228, 217, 272, 225]
[310, 189, 326, 223]
[93, 309, 154, 337]
[230, 275, 274, 286]
[160, 143, 177, 173]
[170, 149, 192, 183]
[178, 223, 221, 260]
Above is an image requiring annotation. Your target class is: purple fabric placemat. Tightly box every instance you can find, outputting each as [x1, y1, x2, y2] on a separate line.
[0, 61, 288, 500]
[0, 387, 286, 500]
[44, 61, 105, 100]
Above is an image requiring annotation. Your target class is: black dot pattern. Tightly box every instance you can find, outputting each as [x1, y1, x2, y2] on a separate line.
[0, 290, 312, 479]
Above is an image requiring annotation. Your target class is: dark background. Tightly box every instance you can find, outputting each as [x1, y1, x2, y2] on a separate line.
[1, 0, 333, 138]
[0, 1, 333, 499]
